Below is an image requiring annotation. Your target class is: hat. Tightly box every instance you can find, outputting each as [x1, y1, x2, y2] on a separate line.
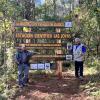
[75, 38, 81, 42]
[20, 44, 26, 49]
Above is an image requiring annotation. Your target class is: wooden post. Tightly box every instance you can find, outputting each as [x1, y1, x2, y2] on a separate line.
[55, 28, 63, 79]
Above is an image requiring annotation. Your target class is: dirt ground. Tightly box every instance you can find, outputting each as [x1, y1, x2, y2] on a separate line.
[12, 70, 100, 100]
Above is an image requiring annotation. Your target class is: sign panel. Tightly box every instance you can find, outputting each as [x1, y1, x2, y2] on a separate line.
[30, 64, 38, 69]
[45, 63, 50, 70]
[66, 55, 72, 61]
[38, 64, 45, 69]
[30, 63, 50, 70]
[15, 33, 71, 39]
[15, 21, 64, 27]
[65, 21, 72, 28]
[31, 55, 66, 61]
[14, 21, 73, 48]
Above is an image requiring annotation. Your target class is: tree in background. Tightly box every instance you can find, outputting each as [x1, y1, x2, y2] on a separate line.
[0, 0, 99, 98]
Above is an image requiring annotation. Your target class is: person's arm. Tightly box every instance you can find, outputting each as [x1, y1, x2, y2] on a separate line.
[82, 46, 86, 54]
[15, 53, 20, 64]
[67, 45, 73, 54]
[27, 51, 34, 60]
[26, 51, 33, 64]
[28, 51, 33, 57]
[80, 45, 86, 57]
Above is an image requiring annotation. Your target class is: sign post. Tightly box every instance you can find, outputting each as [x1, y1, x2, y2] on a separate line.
[55, 28, 63, 79]
[14, 21, 73, 79]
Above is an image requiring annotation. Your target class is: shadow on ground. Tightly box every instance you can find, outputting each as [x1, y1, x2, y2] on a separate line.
[12, 71, 100, 100]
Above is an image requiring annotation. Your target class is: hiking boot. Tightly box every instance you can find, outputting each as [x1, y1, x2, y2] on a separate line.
[79, 76, 84, 81]
[75, 76, 79, 79]
[19, 84, 24, 88]
[24, 84, 28, 87]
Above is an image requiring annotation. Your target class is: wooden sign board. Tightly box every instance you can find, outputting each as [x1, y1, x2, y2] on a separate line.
[30, 55, 66, 61]
[14, 21, 64, 27]
[15, 33, 71, 39]
[15, 46, 65, 49]
[16, 43, 62, 47]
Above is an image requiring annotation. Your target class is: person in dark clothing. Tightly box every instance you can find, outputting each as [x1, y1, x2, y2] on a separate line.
[15, 45, 33, 88]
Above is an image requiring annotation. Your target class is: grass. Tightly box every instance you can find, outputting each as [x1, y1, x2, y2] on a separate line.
[80, 65, 100, 98]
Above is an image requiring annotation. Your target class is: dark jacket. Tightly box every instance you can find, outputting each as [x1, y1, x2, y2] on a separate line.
[15, 49, 32, 65]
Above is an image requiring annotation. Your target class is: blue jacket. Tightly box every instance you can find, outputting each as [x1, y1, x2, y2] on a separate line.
[68, 44, 86, 54]
[15, 50, 32, 65]
[74, 44, 86, 53]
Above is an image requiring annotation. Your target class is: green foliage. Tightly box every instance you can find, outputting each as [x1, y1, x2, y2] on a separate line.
[90, 90, 100, 96]
[0, 47, 17, 98]
[80, 82, 100, 97]
[87, 56, 99, 66]
[0, 0, 99, 99]
[80, 66, 100, 98]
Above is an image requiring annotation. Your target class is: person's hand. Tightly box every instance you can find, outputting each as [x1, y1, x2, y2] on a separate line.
[81, 53, 85, 56]
[16, 61, 19, 64]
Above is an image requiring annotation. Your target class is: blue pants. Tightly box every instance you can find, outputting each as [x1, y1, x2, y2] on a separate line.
[75, 61, 83, 77]
[18, 64, 29, 85]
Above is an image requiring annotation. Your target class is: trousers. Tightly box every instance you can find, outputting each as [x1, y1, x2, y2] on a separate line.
[75, 61, 83, 77]
[18, 64, 29, 85]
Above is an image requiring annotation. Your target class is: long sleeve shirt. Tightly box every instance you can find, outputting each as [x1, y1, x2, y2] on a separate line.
[15, 50, 33, 65]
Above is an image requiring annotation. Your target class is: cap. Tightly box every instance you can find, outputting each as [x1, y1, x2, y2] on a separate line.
[75, 38, 81, 42]
[20, 44, 26, 49]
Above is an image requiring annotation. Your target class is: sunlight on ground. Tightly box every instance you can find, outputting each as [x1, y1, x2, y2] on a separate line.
[84, 67, 98, 75]
[13, 66, 100, 100]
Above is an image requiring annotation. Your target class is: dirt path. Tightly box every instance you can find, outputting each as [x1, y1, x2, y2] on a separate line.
[12, 70, 99, 100]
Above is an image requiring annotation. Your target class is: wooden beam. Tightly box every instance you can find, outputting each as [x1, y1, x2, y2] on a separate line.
[15, 46, 65, 49]
[15, 33, 71, 39]
[16, 43, 62, 47]
[30, 55, 65, 61]
[14, 21, 65, 27]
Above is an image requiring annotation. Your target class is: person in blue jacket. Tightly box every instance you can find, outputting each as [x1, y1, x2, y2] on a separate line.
[73, 38, 86, 80]
[15, 45, 33, 88]
[68, 38, 86, 80]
